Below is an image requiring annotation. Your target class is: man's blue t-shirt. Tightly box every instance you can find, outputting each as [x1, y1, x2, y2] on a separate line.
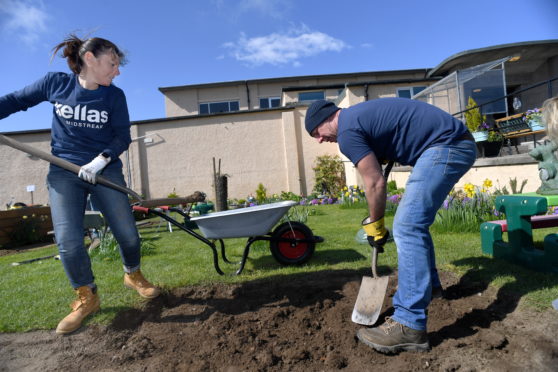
[337, 98, 469, 166]
[0, 72, 131, 167]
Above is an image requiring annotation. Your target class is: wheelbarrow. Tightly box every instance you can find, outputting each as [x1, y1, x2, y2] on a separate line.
[0, 133, 323, 275]
[133, 201, 324, 275]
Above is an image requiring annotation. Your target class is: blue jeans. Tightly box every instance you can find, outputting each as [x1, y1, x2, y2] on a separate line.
[391, 139, 476, 331]
[47, 165, 141, 289]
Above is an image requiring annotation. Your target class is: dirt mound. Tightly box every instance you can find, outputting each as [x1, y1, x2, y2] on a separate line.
[1, 270, 557, 371]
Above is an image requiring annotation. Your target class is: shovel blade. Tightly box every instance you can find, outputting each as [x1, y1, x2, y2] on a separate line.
[351, 275, 389, 325]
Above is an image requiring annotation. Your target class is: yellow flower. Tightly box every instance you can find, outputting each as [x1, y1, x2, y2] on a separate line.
[464, 183, 476, 198]
[344, 186, 348, 190]
[483, 179, 493, 189]
[345, 192, 349, 197]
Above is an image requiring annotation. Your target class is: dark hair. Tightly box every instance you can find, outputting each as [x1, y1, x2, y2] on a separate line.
[51, 34, 127, 74]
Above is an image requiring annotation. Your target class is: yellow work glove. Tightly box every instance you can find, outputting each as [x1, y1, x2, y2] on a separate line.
[362, 216, 390, 252]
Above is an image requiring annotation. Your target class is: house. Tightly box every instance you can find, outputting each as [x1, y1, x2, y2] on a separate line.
[1, 40, 557, 206]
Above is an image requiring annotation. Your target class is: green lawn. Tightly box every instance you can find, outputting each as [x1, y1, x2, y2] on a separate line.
[1, 204, 557, 332]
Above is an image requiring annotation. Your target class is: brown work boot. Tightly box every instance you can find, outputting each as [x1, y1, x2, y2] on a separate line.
[124, 270, 160, 299]
[56, 286, 100, 335]
[357, 317, 430, 354]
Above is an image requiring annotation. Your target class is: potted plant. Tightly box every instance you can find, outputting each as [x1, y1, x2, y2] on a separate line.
[483, 130, 504, 157]
[464, 97, 489, 141]
[523, 108, 544, 131]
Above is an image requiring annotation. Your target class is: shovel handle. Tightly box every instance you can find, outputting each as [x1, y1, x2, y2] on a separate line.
[367, 161, 393, 277]
[371, 246, 380, 278]
[0, 133, 143, 202]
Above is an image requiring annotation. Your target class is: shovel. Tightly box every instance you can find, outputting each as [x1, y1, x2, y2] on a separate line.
[0, 133, 205, 207]
[351, 161, 394, 326]
[351, 246, 389, 325]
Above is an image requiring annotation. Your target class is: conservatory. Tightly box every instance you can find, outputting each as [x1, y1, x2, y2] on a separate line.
[413, 57, 509, 121]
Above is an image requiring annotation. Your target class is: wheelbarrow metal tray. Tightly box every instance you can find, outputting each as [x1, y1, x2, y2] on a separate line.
[190, 201, 297, 239]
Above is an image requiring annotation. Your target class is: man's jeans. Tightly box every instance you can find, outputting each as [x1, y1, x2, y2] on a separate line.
[391, 138, 477, 331]
[47, 165, 141, 289]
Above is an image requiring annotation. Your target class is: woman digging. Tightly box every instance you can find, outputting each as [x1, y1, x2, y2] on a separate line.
[0, 34, 160, 334]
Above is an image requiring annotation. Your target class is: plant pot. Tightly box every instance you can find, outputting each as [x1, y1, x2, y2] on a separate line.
[472, 131, 488, 142]
[482, 141, 503, 157]
[527, 117, 545, 131]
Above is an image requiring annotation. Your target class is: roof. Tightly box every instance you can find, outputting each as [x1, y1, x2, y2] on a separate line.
[427, 39, 558, 78]
[158, 68, 431, 92]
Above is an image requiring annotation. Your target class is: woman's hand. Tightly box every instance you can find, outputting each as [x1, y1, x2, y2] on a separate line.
[78, 154, 110, 184]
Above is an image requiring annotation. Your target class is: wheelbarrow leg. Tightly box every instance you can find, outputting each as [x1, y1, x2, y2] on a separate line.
[235, 237, 259, 275]
[147, 208, 225, 275]
[219, 239, 236, 264]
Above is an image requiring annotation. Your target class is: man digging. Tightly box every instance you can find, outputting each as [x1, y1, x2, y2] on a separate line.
[305, 98, 476, 353]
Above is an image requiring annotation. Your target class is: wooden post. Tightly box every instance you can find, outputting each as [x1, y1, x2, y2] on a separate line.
[212, 157, 228, 211]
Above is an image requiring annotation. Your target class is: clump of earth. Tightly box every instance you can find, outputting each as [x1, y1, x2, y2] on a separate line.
[1, 270, 557, 371]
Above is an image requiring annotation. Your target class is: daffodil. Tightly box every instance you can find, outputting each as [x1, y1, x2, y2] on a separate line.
[464, 183, 476, 198]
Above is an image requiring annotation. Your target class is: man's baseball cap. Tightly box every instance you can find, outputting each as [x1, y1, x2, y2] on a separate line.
[305, 100, 340, 135]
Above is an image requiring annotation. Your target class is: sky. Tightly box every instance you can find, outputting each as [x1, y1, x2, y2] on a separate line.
[0, 0, 557, 133]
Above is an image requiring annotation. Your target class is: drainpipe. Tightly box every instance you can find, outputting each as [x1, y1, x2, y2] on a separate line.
[364, 84, 369, 101]
[245, 81, 251, 109]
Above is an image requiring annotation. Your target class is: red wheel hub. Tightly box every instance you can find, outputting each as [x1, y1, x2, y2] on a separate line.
[278, 229, 308, 259]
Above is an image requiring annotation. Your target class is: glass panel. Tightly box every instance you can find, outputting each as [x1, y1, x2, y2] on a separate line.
[298, 91, 325, 101]
[462, 69, 506, 115]
[412, 86, 426, 95]
[199, 103, 209, 114]
[260, 98, 269, 109]
[209, 102, 229, 113]
[229, 101, 239, 111]
[270, 98, 280, 107]
[397, 89, 411, 98]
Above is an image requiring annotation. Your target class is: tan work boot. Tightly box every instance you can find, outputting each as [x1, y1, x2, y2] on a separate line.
[56, 286, 100, 335]
[124, 270, 160, 299]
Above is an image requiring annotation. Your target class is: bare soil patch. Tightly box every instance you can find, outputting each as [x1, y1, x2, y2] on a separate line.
[1, 270, 557, 371]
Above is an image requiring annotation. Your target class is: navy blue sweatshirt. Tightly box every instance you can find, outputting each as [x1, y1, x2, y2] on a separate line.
[0, 72, 131, 167]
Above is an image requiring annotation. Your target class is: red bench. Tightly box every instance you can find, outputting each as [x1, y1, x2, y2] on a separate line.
[488, 214, 558, 232]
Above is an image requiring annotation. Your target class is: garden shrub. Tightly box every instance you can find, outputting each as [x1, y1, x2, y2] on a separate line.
[280, 191, 303, 202]
[312, 154, 346, 197]
[255, 183, 267, 204]
[464, 97, 487, 132]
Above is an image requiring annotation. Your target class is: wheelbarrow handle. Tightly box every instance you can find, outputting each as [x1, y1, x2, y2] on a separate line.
[0, 133, 143, 201]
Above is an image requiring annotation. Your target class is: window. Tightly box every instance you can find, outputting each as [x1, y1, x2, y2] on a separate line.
[397, 86, 426, 99]
[298, 91, 325, 102]
[259, 97, 281, 109]
[199, 100, 240, 114]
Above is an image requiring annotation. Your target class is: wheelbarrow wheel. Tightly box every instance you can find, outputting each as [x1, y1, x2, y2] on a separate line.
[270, 221, 315, 265]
